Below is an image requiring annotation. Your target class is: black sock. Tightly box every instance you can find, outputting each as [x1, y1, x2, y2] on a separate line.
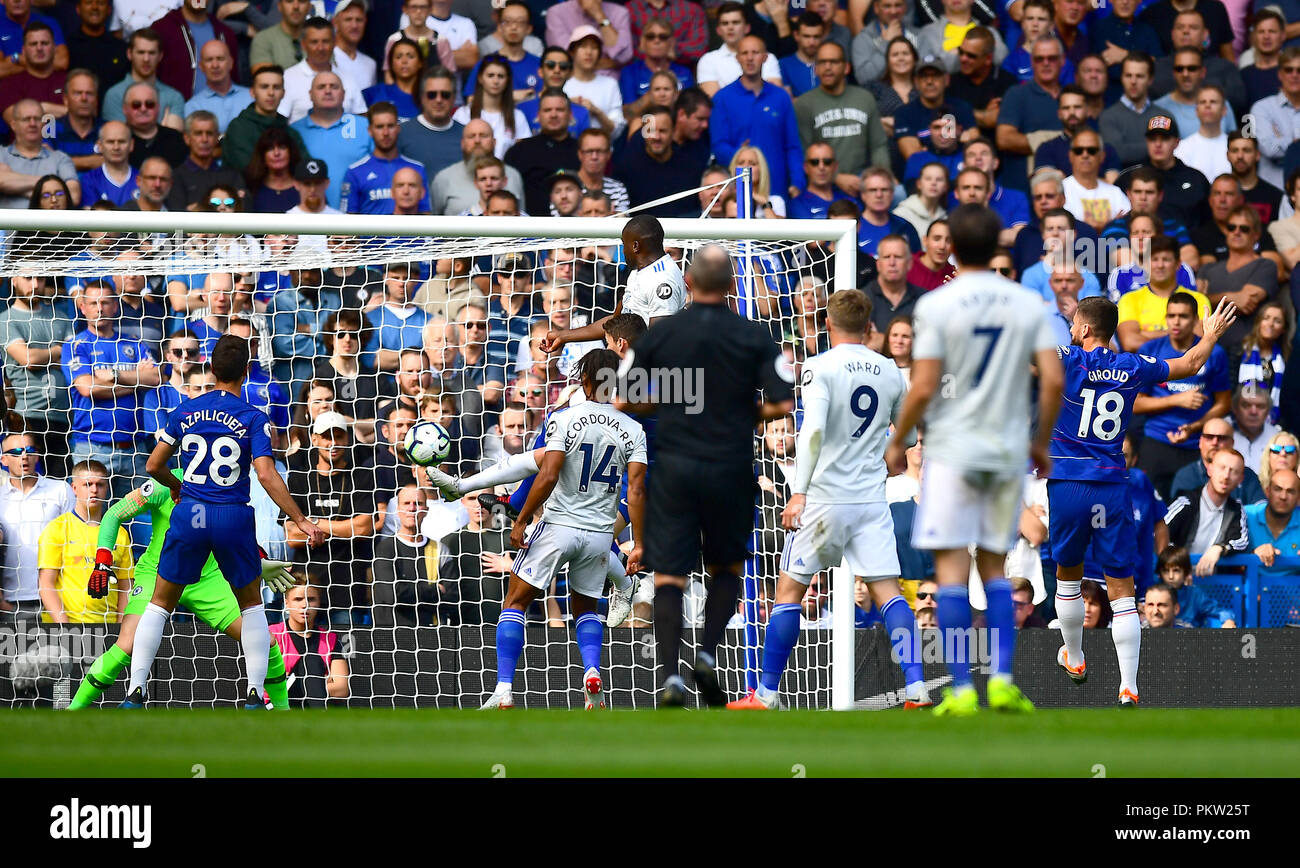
[701, 569, 741, 659]
[654, 584, 684, 686]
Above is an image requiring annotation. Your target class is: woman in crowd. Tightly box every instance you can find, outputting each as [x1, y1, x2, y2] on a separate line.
[729, 145, 786, 218]
[29, 174, 73, 211]
[785, 274, 830, 363]
[1239, 301, 1289, 424]
[869, 37, 918, 139]
[244, 127, 302, 214]
[1260, 430, 1300, 489]
[566, 29, 624, 139]
[18, 174, 79, 259]
[624, 70, 679, 139]
[312, 308, 379, 445]
[453, 58, 528, 158]
[894, 162, 948, 241]
[1081, 580, 1113, 629]
[883, 315, 914, 386]
[270, 582, 350, 708]
[363, 37, 422, 121]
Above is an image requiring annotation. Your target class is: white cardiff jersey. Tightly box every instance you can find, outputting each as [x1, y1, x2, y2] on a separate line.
[911, 270, 1058, 475]
[621, 253, 687, 324]
[796, 343, 906, 504]
[542, 402, 648, 533]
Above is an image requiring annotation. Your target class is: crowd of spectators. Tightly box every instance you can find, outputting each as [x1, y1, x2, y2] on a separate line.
[0, 0, 1297, 635]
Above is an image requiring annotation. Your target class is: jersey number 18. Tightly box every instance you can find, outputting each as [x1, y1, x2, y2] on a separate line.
[1076, 388, 1125, 442]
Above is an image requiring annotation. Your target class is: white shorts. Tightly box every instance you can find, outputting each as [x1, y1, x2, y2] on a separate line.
[512, 521, 612, 599]
[912, 459, 1022, 554]
[780, 500, 900, 584]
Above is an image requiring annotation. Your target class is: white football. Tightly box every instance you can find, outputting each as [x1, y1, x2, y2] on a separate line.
[404, 421, 452, 466]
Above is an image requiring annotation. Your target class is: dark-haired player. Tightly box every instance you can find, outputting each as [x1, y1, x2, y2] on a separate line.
[538, 214, 687, 354]
[481, 349, 647, 710]
[886, 203, 1064, 717]
[1048, 295, 1235, 707]
[122, 334, 325, 708]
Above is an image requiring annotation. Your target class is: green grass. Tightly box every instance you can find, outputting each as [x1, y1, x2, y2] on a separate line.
[2, 708, 1298, 777]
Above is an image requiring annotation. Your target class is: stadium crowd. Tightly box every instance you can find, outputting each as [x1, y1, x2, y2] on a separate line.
[0, 0, 1297, 645]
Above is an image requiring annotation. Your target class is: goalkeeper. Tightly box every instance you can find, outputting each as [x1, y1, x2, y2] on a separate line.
[70, 468, 297, 710]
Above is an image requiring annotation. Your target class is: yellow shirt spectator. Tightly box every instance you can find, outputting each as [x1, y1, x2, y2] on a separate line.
[38, 511, 134, 624]
[1117, 285, 1211, 334]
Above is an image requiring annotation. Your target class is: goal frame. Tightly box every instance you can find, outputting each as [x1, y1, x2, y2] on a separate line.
[0, 210, 859, 711]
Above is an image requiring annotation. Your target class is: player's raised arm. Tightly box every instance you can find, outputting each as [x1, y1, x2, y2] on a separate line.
[540, 310, 618, 355]
[253, 455, 326, 548]
[511, 450, 565, 550]
[1164, 299, 1239, 382]
[625, 460, 647, 575]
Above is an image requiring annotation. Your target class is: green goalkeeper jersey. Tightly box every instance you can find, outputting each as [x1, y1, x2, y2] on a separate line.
[97, 469, 223, 584]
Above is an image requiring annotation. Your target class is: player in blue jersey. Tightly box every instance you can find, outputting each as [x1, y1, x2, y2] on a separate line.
[121, 335, 326, 708]
[1049, 296, 1236, 707]
[340, 103, 431, 214]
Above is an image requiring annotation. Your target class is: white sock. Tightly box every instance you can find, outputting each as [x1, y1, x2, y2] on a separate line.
[1055, 579, 1085, 663]
[127, 603, 170, 695]
[756, 683, 777, 701]
[607, 550, 631, 592]
[494, 681, 512, 694]
[1110, 596, 1141, 696]
[240, 604, 270, 694]
[460, 451, 540, 491]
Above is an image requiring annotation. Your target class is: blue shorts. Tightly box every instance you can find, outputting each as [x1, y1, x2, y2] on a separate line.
[1048, 479, 1136, 578]
[157, 501, 261, 589]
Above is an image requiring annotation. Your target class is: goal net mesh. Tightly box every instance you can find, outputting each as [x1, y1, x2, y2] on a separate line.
[0, 217, 850, 710]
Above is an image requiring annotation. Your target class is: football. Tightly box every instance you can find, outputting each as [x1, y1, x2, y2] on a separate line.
[403, 421, 452, 466]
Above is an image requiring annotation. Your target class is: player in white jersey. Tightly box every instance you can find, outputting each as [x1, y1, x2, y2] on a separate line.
[481, 349, 648, 710]
[538, 214, 687, 356]
[886, 204, 1065, 717]
[728, 290, 932, 710]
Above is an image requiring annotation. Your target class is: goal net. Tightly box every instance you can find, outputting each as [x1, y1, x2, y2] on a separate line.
[0, 209, 861, 711]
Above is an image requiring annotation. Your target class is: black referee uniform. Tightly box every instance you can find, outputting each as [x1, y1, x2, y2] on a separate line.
[623, 297, 795, 702]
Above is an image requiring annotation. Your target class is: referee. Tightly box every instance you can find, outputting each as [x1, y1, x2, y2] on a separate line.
[617, 244, 796, 706]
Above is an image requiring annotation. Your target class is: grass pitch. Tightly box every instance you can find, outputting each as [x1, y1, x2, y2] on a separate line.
[2, 707, 1297, 777]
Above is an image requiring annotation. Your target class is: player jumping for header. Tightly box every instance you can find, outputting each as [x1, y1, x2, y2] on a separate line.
[121, 334, 325, 708]
[1049, 295, 1236, 707]
[728, 289, 931, 710]
[887, 204, 1065, 717]
[481, 348, 647, 710]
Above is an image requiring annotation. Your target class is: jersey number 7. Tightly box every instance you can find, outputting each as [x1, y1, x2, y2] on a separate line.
[971, 326, 1003, 389]
[577, 443, 620, 493]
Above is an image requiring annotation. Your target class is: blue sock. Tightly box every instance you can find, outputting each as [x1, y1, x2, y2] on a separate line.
[760, 603, 801, 692]
[509, 474, 536, 513]
[936, 586, 974, 688]
[495, 608, 526, 686]
[982, 578, 1017, 679]
[880, 595, 923, 685]
[575, 612, 603, 674]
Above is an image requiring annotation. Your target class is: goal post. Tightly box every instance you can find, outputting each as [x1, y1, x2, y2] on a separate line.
[0, 209, 861, 711]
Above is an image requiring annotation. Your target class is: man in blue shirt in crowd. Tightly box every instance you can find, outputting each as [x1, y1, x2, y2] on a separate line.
[996, 35, 1065, 190]
[710, 35, 805, 201]
[342, 101, 430, 214]
[61, 280, 163, 500]
[788, 142, 853, 219]
[894, 56, 975, 165]
[619, 18, 695, 109]
[857, 166, 920, 255]
[364, 261, 430, 375]
[290, 70, 370, 208]
[1246, 470, 1300, 584]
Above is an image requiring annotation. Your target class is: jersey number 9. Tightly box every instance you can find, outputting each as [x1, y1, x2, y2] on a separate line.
[850, 385, 878, 438]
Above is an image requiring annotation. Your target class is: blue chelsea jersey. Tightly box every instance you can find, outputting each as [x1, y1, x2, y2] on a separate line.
[160, 390, 274, 504]
[1050, 345, 1169, 483]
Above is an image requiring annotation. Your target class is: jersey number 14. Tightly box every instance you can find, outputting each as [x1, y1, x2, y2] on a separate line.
[577, 443, 620, 493]
[1076, 388, 1125, 442]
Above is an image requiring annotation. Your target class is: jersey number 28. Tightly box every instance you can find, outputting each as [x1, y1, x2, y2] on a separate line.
[181, 434, 243, 486]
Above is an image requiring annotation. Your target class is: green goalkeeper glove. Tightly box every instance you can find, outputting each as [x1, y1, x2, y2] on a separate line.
[260, 557, 296, 594]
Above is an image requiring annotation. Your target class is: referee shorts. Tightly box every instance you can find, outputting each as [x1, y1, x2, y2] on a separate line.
[644, 454, 757, 576]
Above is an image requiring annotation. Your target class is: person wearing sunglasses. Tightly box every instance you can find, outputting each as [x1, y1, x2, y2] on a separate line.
[517, 47, 590, 136]
[0, 432, 76, 624]
[1062, 129, 1130, 233]
[1250, 45, 1300, 190]
[1166, 417, 1264, 507]
[0, 274, 74, 479]
[1151, 10, 1247, 123]
[141, 329, 203, 438]
[102, 29, 186, 129]
[916, 0, 1007, 76]
[994, 35, 1066, 191]
[1259, 432, 1300, 488]
[122, 83, 188, 170]
[1196, 205, 1277, 363]
[788, 142, 854, 220]
[620, 16, 695, 119]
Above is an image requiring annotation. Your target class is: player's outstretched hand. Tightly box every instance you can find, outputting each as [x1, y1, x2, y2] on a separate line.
[260, 558, 297, 593]
[1030, 442, 1052, 476]
[1203, 298, 1239, 341]
[510, 519, 529, 551]
[296, 518, 327, 547]
[625, 545, 643, 576]
[86, 547, 115, 599]
[884, 440, 907, 476]
[538, 329, 566, 355]
[781, 493, 806, 531]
